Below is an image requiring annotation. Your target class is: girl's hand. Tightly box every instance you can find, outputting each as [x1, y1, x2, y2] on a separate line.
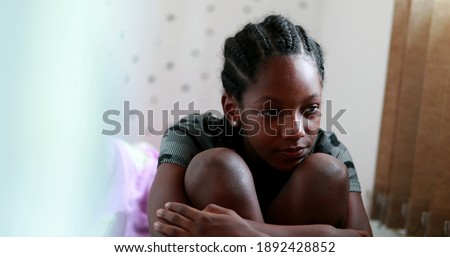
[153, 202, 267, 236]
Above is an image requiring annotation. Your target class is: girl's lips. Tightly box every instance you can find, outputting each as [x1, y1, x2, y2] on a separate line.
[278, 146, 308, 158]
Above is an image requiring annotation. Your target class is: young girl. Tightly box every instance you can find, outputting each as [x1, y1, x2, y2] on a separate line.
[147, 14, 372, 236]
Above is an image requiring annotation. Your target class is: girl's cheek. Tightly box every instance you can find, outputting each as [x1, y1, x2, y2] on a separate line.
[305, 118, 321, 133]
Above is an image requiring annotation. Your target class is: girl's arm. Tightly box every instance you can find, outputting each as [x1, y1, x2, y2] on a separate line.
[149, 164, 266, 237]
[147, 163, 190, 236]
[154, 192, 372, 237]
[345, 192, 373, 235]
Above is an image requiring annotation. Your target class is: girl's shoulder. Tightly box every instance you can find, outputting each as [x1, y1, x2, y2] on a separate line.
[168, 112, 225, 136]
[159, 112, 228, 167]
[163, 112, 229, 149]
[313, 129, 350, 155]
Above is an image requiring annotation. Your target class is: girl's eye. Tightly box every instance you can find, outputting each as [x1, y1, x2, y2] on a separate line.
[304, 106, 320, 117]
[259, 109, 279, 117]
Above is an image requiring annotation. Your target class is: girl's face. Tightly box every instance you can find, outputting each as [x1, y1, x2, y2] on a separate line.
[238, 55, 322, 172]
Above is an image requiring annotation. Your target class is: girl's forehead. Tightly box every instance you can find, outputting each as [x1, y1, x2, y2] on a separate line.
[254, 54, 314, 74]
[243, 55, 322, 104]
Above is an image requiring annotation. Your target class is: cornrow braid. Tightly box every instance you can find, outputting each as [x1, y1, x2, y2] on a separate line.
[311, 41, 325, 82]
[221, 15, 325, 104]
[224, 38, 250, 73]
[263, 15, 302, 54]
[295, 25, 325, 81]
[246, 23, 272, 58]
[295, 25, 312, 52]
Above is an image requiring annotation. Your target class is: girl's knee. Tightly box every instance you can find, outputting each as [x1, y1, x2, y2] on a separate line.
[267, 153, 349, 226]
[186, 147, 252, 182]
[185, 148, 263, 221]
[295, 153, 349, 189]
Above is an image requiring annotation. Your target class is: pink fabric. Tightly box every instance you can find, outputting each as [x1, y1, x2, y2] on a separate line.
[107, 138, 158, 237]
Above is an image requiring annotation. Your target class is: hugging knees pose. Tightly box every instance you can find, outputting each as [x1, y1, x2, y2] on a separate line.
[147, 14, 373, 237]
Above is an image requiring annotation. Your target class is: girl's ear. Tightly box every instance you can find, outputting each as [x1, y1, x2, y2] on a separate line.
[221, 93, 240, 126]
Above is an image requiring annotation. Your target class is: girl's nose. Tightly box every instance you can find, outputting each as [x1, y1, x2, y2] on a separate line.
[281, 115, 306, 139]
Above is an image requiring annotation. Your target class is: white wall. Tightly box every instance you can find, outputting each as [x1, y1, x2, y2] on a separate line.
[102, 0, 395, 211]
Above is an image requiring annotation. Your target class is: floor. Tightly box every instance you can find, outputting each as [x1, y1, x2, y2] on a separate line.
[370, 219, 406, 237]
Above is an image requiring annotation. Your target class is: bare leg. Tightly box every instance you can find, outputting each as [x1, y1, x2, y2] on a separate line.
[184, 148, 264, 222]
[265, 153, 349, 227]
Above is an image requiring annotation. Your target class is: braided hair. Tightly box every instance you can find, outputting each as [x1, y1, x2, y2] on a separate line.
[221, 15, 325, 103]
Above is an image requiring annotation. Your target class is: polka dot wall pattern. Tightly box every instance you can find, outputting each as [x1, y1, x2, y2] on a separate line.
[103, 0, 319, 146]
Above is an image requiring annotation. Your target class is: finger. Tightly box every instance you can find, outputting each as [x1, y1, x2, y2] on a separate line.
[156, 208, 193, 230]
[204, 203, 235, 215]
[164, 202, 203, 220]
[153, 221, 188, 237]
